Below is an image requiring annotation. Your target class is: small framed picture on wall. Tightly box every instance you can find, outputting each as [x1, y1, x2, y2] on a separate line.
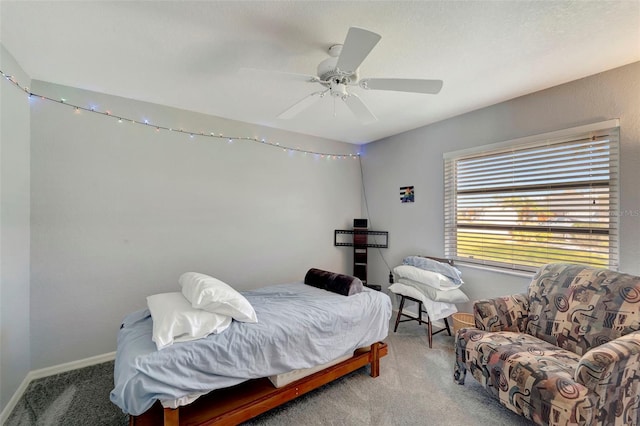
[400, 186, 414, 203]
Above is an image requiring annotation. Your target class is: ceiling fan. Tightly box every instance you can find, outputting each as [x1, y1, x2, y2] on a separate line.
[274, 27, 443, 124]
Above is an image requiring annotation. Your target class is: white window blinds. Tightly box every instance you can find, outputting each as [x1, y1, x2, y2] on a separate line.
[444, 121, 620, 273]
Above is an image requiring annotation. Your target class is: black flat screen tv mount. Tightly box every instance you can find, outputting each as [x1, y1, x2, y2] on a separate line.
[334, 219, 388, 286]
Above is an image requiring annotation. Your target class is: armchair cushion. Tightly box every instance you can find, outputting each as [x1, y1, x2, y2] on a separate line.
[525, 263, 640, 356]
[454, 328, 597, 425]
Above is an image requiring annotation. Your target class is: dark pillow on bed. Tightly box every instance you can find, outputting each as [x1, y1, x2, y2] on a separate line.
[304, 268, 364, 296]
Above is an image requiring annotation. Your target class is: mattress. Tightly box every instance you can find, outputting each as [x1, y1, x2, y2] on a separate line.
[110, 282, 391, 416]
[268, 353, 353, 388]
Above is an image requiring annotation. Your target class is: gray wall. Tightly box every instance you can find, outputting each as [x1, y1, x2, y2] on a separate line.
[362, 62, 640, 309]
[28, 80, 362, 369]
[0, 45, 31, 410]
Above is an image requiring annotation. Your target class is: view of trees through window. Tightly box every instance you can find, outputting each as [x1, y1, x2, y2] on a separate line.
[445, 125, 619, 272]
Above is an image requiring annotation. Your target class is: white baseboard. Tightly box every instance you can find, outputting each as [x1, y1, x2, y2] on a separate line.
[0, 374, 31, 425]
[28, 351, 116, 381]
[0, 351, 116, 424]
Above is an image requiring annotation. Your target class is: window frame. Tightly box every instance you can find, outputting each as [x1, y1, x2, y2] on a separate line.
[443, 119, 620, 273]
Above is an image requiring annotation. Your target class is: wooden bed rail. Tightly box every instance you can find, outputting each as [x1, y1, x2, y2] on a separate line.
[131, 341, 388, 426]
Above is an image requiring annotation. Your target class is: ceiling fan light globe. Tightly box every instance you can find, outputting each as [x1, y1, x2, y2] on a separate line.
[329, 81, 348, 97]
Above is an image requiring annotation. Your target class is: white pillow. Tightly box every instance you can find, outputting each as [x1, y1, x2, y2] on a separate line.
[147, 292, 232, 350]
[396, 278, 469, 303]
[393, 265, 462, 290]
[179, 272, 258, 323]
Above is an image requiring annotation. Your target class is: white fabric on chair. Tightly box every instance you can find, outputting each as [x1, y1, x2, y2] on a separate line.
[388, 282, 457, 322]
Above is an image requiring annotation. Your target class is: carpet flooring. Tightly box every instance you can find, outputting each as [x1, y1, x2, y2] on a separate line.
[6, 318, 533, 425]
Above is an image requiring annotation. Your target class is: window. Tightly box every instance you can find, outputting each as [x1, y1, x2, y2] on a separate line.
[444, 120, 619, 273]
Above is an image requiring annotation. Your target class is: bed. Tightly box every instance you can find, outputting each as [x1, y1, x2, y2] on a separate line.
[110, 279, 392, 425]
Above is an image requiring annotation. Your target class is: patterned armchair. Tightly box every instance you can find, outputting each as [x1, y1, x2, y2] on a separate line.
[454, 263, 640, 426]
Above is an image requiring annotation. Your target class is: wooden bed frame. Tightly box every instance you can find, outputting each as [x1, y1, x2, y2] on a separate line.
[130, 341, 387, 426]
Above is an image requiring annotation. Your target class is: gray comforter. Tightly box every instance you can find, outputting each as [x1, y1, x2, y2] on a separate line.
[110, 282, 391, 415]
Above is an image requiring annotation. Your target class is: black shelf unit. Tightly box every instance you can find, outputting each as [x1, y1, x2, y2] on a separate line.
[334, 228, 388, 285]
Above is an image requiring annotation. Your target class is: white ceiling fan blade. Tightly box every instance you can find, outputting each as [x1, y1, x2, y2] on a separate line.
[238, 67, 320, 84]
[335, 27, 382, 75]
[359, 78, 443, 94]
[278, 91, 326, 119]
[343, 93, 377, 124]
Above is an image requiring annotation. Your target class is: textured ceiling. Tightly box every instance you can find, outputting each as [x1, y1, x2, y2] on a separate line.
[1, 1, 639, 144]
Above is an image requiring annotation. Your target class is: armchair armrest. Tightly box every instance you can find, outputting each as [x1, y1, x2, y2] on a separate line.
[575, 331, 640, 424]
[575, 330, 640, 392]
[473, 294, 529, 332]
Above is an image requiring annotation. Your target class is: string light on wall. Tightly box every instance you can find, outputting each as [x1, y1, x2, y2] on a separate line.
[1, 70, 361, 160]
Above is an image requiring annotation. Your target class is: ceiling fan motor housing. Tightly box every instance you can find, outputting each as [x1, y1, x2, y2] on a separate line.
[317, 46, 358, 85]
